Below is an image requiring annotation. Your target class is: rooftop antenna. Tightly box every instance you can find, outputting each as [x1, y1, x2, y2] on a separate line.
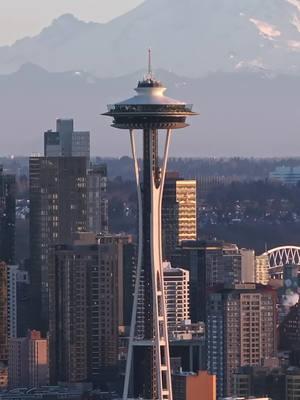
[146, 48, 153, 80]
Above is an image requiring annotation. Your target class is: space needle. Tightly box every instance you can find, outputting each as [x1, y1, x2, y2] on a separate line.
[103, 51, 197, 400]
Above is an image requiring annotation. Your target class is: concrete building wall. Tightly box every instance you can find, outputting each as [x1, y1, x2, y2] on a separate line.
[240, 249, 256, 283]
[162, 175, 197, 260]
[255, 255, 270, 285]
[172, 371, 216, 400]
[49, 233, 130, 386]
[8, 331, 49, 389]
[163, 263, 190, 335]
[186, 371, 216, 400]
[7, 266, 18, 339]
[171, 240, 243, 323]
[207, 284, 277, 398]
[0, 170, 16, 265]
[28, 338, 49, 387]
[286, 374, 300, 400]
[29, 156, 88, 331]
[8, 337, 28, 387]
[0, 262, 8, 363]
[7, 266, 29, 339]
[44, 119, 90, 160]
[176, 180, 197, 244]
[87, 165, 108, 234]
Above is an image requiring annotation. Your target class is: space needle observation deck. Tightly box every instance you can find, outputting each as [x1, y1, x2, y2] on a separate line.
[105, 77, 195, 130]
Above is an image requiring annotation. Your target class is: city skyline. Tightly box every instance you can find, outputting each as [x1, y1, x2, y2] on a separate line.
[1, 1, 300, 399]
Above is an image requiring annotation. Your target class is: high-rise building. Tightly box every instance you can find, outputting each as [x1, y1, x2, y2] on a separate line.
[233, 365, 288, 400]
[7, 265, 30, 338]
[44, 119, 90, 159]
[162, 173, 197, 260]
[104, 54, 197, 400]
[8, 330, 49, 388]
[286, 370, 300, 400]
[163, 263, 190, 335]
[15, 267, 31, 338]
[0, 262, 8, 388]
[162, 172, 180, 260]
[169, 329, 206, 376]
[49, 232, 131, 387]
[0, 262, 8, 361]
[279, 301, 300, 366]
[176, 180, 197, 244]
[45, 120, 109, 235]
[87, 164, 108, 234]
[172, 240, 242, 322]
[207, 284, 277, 398]
[255, 254, 270, 285]
[240, 249, 256, 283]
[233, 364, 300, 400]
[122, 242, 137, 328]
[269, 166, 300, 185]
[0, 167, 16, 265]
[29, 156, 87, 331]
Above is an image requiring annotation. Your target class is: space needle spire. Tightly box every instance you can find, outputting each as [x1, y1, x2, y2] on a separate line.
[103, 52, 197, 400]
[148, 48, 152, 78]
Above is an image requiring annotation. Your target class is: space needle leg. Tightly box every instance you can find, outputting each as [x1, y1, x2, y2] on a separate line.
[151, 128, 173, 400]
[123, 129, 143, 400]
[158, 129, 173, 400]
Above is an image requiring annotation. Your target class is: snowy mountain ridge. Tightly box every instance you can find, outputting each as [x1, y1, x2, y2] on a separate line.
[0, 0, 299, 77]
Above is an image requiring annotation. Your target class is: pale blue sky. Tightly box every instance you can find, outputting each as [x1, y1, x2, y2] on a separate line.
[0, 0, 144, 45]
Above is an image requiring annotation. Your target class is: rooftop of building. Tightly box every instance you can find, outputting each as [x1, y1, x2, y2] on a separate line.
[177, 239, 234, 250]
[221, 398, 271, 400]
[163, 261, 189, 274]
[0, 384, 92, 399]
[172, 370, 214, 377]
[208, 282, 277, 295]
[53, 232, 133, 249]
[236, 365, 300, 376]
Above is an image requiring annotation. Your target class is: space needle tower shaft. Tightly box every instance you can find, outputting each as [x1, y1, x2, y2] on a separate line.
[103, 51, 197, 400]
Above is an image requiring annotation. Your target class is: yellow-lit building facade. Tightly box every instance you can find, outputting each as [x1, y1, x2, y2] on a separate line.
[176, 180, 197, 244]
[255, 254, 270, 285]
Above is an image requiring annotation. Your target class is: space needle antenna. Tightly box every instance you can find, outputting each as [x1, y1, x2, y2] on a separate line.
[148, 48, 153, 79]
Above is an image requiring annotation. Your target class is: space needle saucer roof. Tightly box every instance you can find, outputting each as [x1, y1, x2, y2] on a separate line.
[103, 50, 197, 129]
[115, 76, 186, 106]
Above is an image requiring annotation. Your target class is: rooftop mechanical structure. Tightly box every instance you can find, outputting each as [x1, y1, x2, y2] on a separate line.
[103, 52, 197, 400]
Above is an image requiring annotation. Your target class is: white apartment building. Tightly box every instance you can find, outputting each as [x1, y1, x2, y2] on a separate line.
[163, 262, 190, 335]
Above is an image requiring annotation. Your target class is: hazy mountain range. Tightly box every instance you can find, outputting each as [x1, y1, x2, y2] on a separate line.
[1, 64, 299, 157]
[0, 0, 300, 77]
[0, 0, 300, 157]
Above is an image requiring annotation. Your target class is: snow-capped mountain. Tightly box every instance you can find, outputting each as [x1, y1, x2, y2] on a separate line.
[0, 0, 300, 77]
